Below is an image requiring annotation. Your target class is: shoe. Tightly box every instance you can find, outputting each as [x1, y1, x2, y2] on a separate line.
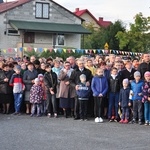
[130, 119, 136, 124]
[74, 117, 80, 120]
[123, 119, 128, 124]
[109, 119, 113, 122]
[144, 121, 149, 126]
[54, 113, 58, 118]
[119, 119, 124, 123]
[30, 114, 34, 117]
[37, 114, 41, 117]
[99, 117, 103, 123]
[12, 112, 18, 115]
[47, 113, 51, 118]
[114, 118, 119, 122]
[95, 117, 100, 123]
[84, 118, 88, 121]
[80, 119, 84, 121]
[138, 119, 142, 125]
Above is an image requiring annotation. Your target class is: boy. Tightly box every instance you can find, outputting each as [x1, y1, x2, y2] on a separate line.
[129, 71, 144, 125]
[76, 74, 91, 121]
[9, 65, 25, 115]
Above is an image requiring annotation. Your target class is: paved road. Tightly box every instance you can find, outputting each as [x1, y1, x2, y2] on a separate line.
[0, 114, 149, 150]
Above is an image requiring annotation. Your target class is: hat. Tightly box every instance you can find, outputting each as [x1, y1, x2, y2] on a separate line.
[38, 74, 43, 78]
[34, 78, 40, 82]
[80, 74, 86, 80]
[144, 71, 150, 77]
[123, 78, 129, 84]
[15, 65, 21, 71]
[134, 71, 141, 77]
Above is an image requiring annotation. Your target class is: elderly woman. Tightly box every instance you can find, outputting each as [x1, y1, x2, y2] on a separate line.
[0, 63, 14, 114]
[23, 62, 38, 114]
[58, 61, 75, 118]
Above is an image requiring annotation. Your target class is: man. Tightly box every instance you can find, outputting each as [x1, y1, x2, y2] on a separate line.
[70, 59, 93, 119]
[30, 55, 36, 63]
[138, 53, 150, 79]
[68, 56, 78, 69]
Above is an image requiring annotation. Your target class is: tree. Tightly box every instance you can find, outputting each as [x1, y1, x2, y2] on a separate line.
[116, 13, 150, 52]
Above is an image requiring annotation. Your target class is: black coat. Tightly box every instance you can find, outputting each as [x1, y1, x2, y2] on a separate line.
[138, 62, 150, 79]
[69, 67, 93, 87]
[0, 70, 13, 94]
[44, 71, 57, 94]
[23, 69, 38, 91]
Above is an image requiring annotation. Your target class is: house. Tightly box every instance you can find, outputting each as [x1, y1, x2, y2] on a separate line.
[74, 8, 112, 29]
[0, 0, 90, 57]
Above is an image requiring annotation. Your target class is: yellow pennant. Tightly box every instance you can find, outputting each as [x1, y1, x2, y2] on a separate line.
[63, 49, 67, 53]
[3, 49, 6, 53]
[24, 47, 27, 51]
[44, 48, 47, 52]
[93, 49, 96, 53]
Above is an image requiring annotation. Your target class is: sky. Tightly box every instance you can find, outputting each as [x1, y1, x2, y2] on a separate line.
[55, 0, 150, 28]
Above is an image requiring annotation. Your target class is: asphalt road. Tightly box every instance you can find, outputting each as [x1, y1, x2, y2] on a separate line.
[0, 114, 149, 150]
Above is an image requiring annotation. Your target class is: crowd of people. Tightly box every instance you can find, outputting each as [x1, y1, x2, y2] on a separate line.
[0, 53, 150, 125]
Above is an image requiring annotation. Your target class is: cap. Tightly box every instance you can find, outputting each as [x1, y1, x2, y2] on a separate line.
[134, 71, 141, 77]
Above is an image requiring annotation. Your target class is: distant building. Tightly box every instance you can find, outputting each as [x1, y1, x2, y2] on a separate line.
[0, 0, 90, 56]
[74, 8, 112, 29]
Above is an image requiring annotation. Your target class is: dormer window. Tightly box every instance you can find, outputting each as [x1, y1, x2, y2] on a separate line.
[35, 2, 49, 19]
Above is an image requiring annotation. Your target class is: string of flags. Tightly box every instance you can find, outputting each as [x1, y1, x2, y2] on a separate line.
[0, 47, 142, 56]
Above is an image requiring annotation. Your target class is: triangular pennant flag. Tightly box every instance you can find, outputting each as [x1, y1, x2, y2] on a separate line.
[54, 48, 57, 53]
[72, 49, 75, 53]
[105, 50, 109, 54]
[39, 48, 43, 53]
[97, 49, 101, 53]
[24, 47, 27, 51]
[110, 50, 112, 53]
[68, 49, 71, 53]
[34, 48, 37, 52]
[49, 48, 53, 53]
[113, 50, 116, 54]
[20, 47, 23, 52]
[89, 50, 93, 53]
[44, 48, 47, 52]
[85, 49, 88, 54]
[77, 49, 80, 53]
[28, 47, 32, 51]
[122, 51, 124, 55]
[102, 49, 105, 54]
[81, 49, 84, 54]
[63, 49, 67, 53]
[130, 52, 132, 55]
[119, 51, 122, 54]
[8, 48, 12, 53]
[3, 49, 6, 53]
[58, 48, 62, 53]
[93, 49, 96, 54]
[14, 48, 17, 52]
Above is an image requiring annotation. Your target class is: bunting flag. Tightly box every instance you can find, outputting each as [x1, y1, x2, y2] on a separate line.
[34, 48, 37, 52]
[68, 49, 71, 53]
[72, 49, 75, 53]
[44, 48, 47, 52]
[63, 49, 67, 53]
[28, 47, 32, 51]
[97, 49, 101, 53]
[8, 48, 12, 53]
[14, 48, 17, 52]
[20, 47, 23, 52]
[54, 48, 57, 53]
[24, 47, 27, 51]
[85, 49, 88, 54]
[39, 48, 43, 53]
[49, 48, 53, 53]
[3, 49, 6, 53]
[93, 49, 96, 54]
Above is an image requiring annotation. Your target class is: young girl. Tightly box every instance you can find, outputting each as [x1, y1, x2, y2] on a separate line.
[119, 79, 130, 123]
[91, 68, 108, 123]
[142, 71, 150, 125]
[30, 78, 43, 117]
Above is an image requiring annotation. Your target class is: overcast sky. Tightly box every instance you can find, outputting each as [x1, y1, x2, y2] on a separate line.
[55, 0, 150, 27]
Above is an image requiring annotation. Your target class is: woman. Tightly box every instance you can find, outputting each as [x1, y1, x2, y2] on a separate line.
[58, 61, 75, 118]
[0, 63, 14, 114]
[23, 62, 38, 114]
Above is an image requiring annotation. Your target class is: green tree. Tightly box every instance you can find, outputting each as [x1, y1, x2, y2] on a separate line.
[116, 13, 150, 52]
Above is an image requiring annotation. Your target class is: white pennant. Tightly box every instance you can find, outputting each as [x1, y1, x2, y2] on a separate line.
[102, 49, 105, 53]
[34, 48, 37, 52]
[85, 49, 88, 53]
[54, 48, 57, 53]
[14, 48, 17, 52]
[72, 49, 75, 53]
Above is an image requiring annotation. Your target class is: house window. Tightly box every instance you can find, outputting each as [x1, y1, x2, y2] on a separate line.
[35, 2, 49, 19]
[24, 32, 35, 43]
[57, 35, 65, 46]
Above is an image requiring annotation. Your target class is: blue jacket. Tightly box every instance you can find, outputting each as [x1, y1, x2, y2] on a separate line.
[76, 82, 91, 100]
[91, 75, 108, 97]
[131, 80, 144, 101]
[119, 87, 130, 107]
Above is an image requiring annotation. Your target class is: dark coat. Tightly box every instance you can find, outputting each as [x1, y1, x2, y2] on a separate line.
[0, 70, 13, 94]
[23, 69, 38, 91]
[44, 71, 57, 94]
[69, 67, 93, 87]
[138, 62, 150, 79]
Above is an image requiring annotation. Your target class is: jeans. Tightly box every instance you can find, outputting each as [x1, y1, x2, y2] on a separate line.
[40, 100, 47, 114]
[46, 93, 57, 113]
[121, 107, 129, 120]
[31, 103, 40, 115]
[108, 92, 119, 119]
[79, 100, 88, 119]
[13, 93, 23, 113]
[144, 101, 150, 122]
[133, 100, 143, 120]
[94, 97, 103, 118]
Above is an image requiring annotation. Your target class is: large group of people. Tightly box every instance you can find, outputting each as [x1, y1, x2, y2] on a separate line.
[0, 53, 150, 126]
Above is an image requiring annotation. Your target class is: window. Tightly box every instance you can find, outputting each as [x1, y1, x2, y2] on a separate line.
[57, 35, 65, 46]
[35, 2, 49, 19]
[24, 32, 35, 43]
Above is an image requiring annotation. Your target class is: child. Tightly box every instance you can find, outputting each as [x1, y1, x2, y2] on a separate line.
[9, 65, 25, 115]
[30, 78, 43, 117]
[38, 74, 46, 115]
[44, 64, 58, 118]
[91, 68, 108, 123]
[129, 71, 144, 125]
[76, 74, 91, 121]
[108, 67, 121, 122]
[119, 79, 130, 123]
[142, 71, 150, 125]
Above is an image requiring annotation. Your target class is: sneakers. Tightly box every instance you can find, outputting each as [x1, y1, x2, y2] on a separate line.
[119, 119, 124, 123]
[130, 119, 136, 124]
[95, 117, 103, 123]
[47, 113, 51, 118]
[144, 121, 149, 126]
[123, 119, 128, 124]
[54, 113, 58, 118]
[138, 119, 142, 125]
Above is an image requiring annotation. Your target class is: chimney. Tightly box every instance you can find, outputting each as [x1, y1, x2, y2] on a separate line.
[0, 0, 3, 3]
[99, 17, 103, 22]
[75, 8, 79, 12]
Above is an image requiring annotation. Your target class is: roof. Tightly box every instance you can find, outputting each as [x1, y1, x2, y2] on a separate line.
[0, 0, 84, 21]
[9, 20, 91, 34]
[74, 8, 112, 28]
